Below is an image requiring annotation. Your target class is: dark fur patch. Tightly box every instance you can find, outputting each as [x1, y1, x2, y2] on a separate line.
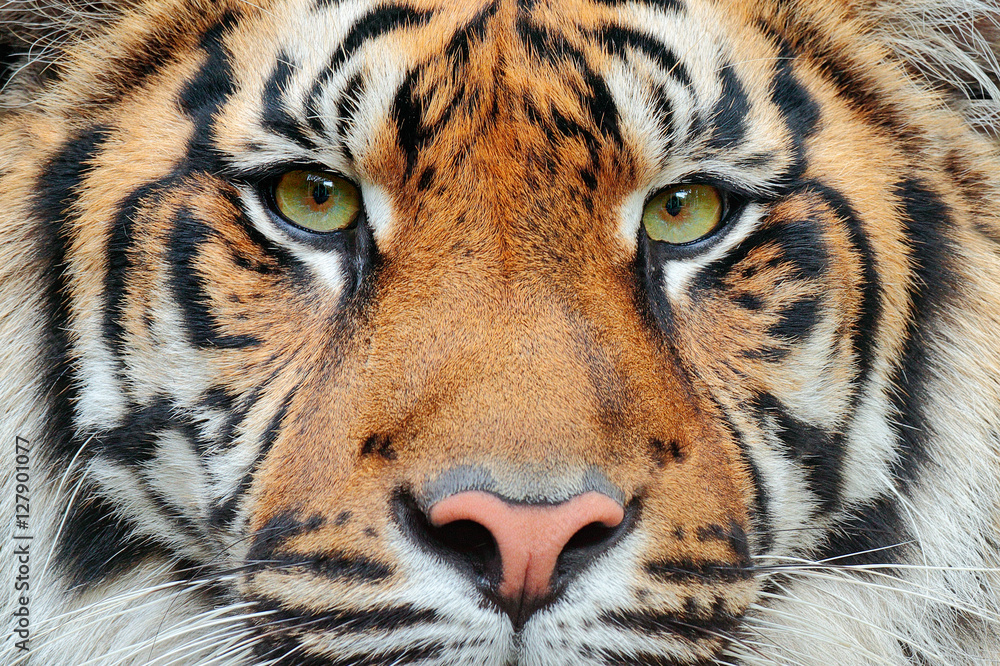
[56, 488, 167, 587]
[34, 126, 112, 464]
[888, 179, 956, 485]
[753, 392, 842, 512]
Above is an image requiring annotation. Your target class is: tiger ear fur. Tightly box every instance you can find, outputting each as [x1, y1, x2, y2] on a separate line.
[0, 0, 130, 46]
[0, 0, 131, 100]
[856, 0, 999, 138]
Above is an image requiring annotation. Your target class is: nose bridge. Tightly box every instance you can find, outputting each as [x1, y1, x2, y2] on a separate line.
[369, 269, 635, 453]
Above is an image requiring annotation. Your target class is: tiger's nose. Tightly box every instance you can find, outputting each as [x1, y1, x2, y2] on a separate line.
[428, 491, 625, 601]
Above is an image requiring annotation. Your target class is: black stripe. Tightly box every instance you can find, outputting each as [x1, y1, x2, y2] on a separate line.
[206, 389, 261, 526]
[178, 13, 239, 172]
[330, 5, 431, 71]
[695, 213, 829, 295]
[262, 54, 317, 150]
[85, 23, 191, 106]
[259, 641, 443, 666]
[705, 62, 750, 150]
[0, 44, 18, 91]
[888, 179, 955, 486]
[246, 511, 325, 563]
[254, 600, 439, 634]
[56, 488, 167, 586]
[215, 386, 259, 449]
[212, 388, 295, 526]
[551, 105, 601, 173]
[259, 553, 394, 582]
[765, 18, 922, 150]
[592, 27, 692, 90]
[589, 0, 684, 13]
[769, 41, 821, 185]
[106, 14, 243, 361]
[645, 559, 752, 584]
[390, 66, 469, 181]
[580, 64, 622, 146]
[326, 71, 366, 147]
[31, 126, 214, 584]
[599, 650, 714, 666]
[768, 295, 821, 344]
[416, 166, 436, 191]
[634, 225, 676, 338]
[943, 149, 994, 216]
[306, 5, 433, 118]
[973, 221, 1000, 249]
[263, 384, 293, 456]
[601, 605, 738, 642]
[752, 392, 842, 512]
[147, 485, 209, 542]
[814, 494, 908, 565]
[169, 207, 262, 348]
[717, 408, 773, 552]
[104, 182, 162, 368]
[649, 83, 677, 144]
[218, 183, 297, 274]
[733, 292, 763, 311]
[393, 68, 427, 180]
[446, 1, 498, 66]
[34, 126, 113, 464]
[806, 183, 881, 402]
[200, 385, 236, 412]
[814, 181, 952, 564]
[517, 18, 622, 146]
[326, 645, 443, 666]
[98, 397, 172, 465]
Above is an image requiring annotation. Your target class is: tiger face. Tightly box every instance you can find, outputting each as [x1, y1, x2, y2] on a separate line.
[2, 0, 1000, 664]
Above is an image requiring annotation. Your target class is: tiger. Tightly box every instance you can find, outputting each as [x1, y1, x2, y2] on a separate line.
[2, 0, 1000, 663]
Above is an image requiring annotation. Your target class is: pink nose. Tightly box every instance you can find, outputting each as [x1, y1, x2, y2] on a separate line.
[429, 491, 625, 600]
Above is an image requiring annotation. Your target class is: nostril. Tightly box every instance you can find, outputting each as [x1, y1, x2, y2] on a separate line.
[564, 521, 616, 552]
[428, 519, 498, 563]
[555, 499, 639, 588]
[394, 492, 504, 586]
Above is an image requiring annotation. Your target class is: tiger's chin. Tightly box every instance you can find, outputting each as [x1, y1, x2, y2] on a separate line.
[246, 600, 738, 666]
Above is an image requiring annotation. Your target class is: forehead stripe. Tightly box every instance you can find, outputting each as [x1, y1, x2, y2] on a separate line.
[445, 0, 499, 66]
[262, 53, 319, 151]
[593, 26, 693, 91]
[305, 4, 434, 123]
[768, 47, 821, 183]
[704, 61, 751, 150]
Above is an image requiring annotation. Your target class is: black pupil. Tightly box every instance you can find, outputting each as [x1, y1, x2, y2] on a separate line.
[665, 192, 685, 217]
[311, 179, 332, 206]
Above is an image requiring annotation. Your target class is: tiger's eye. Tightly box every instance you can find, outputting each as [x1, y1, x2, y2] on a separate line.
[642, 184, 724, 245]
[273, 169, 361, 232]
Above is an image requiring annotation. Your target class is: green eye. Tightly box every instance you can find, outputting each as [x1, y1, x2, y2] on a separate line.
[642, 184, 724, 245]
[272, 169, 361, 232]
